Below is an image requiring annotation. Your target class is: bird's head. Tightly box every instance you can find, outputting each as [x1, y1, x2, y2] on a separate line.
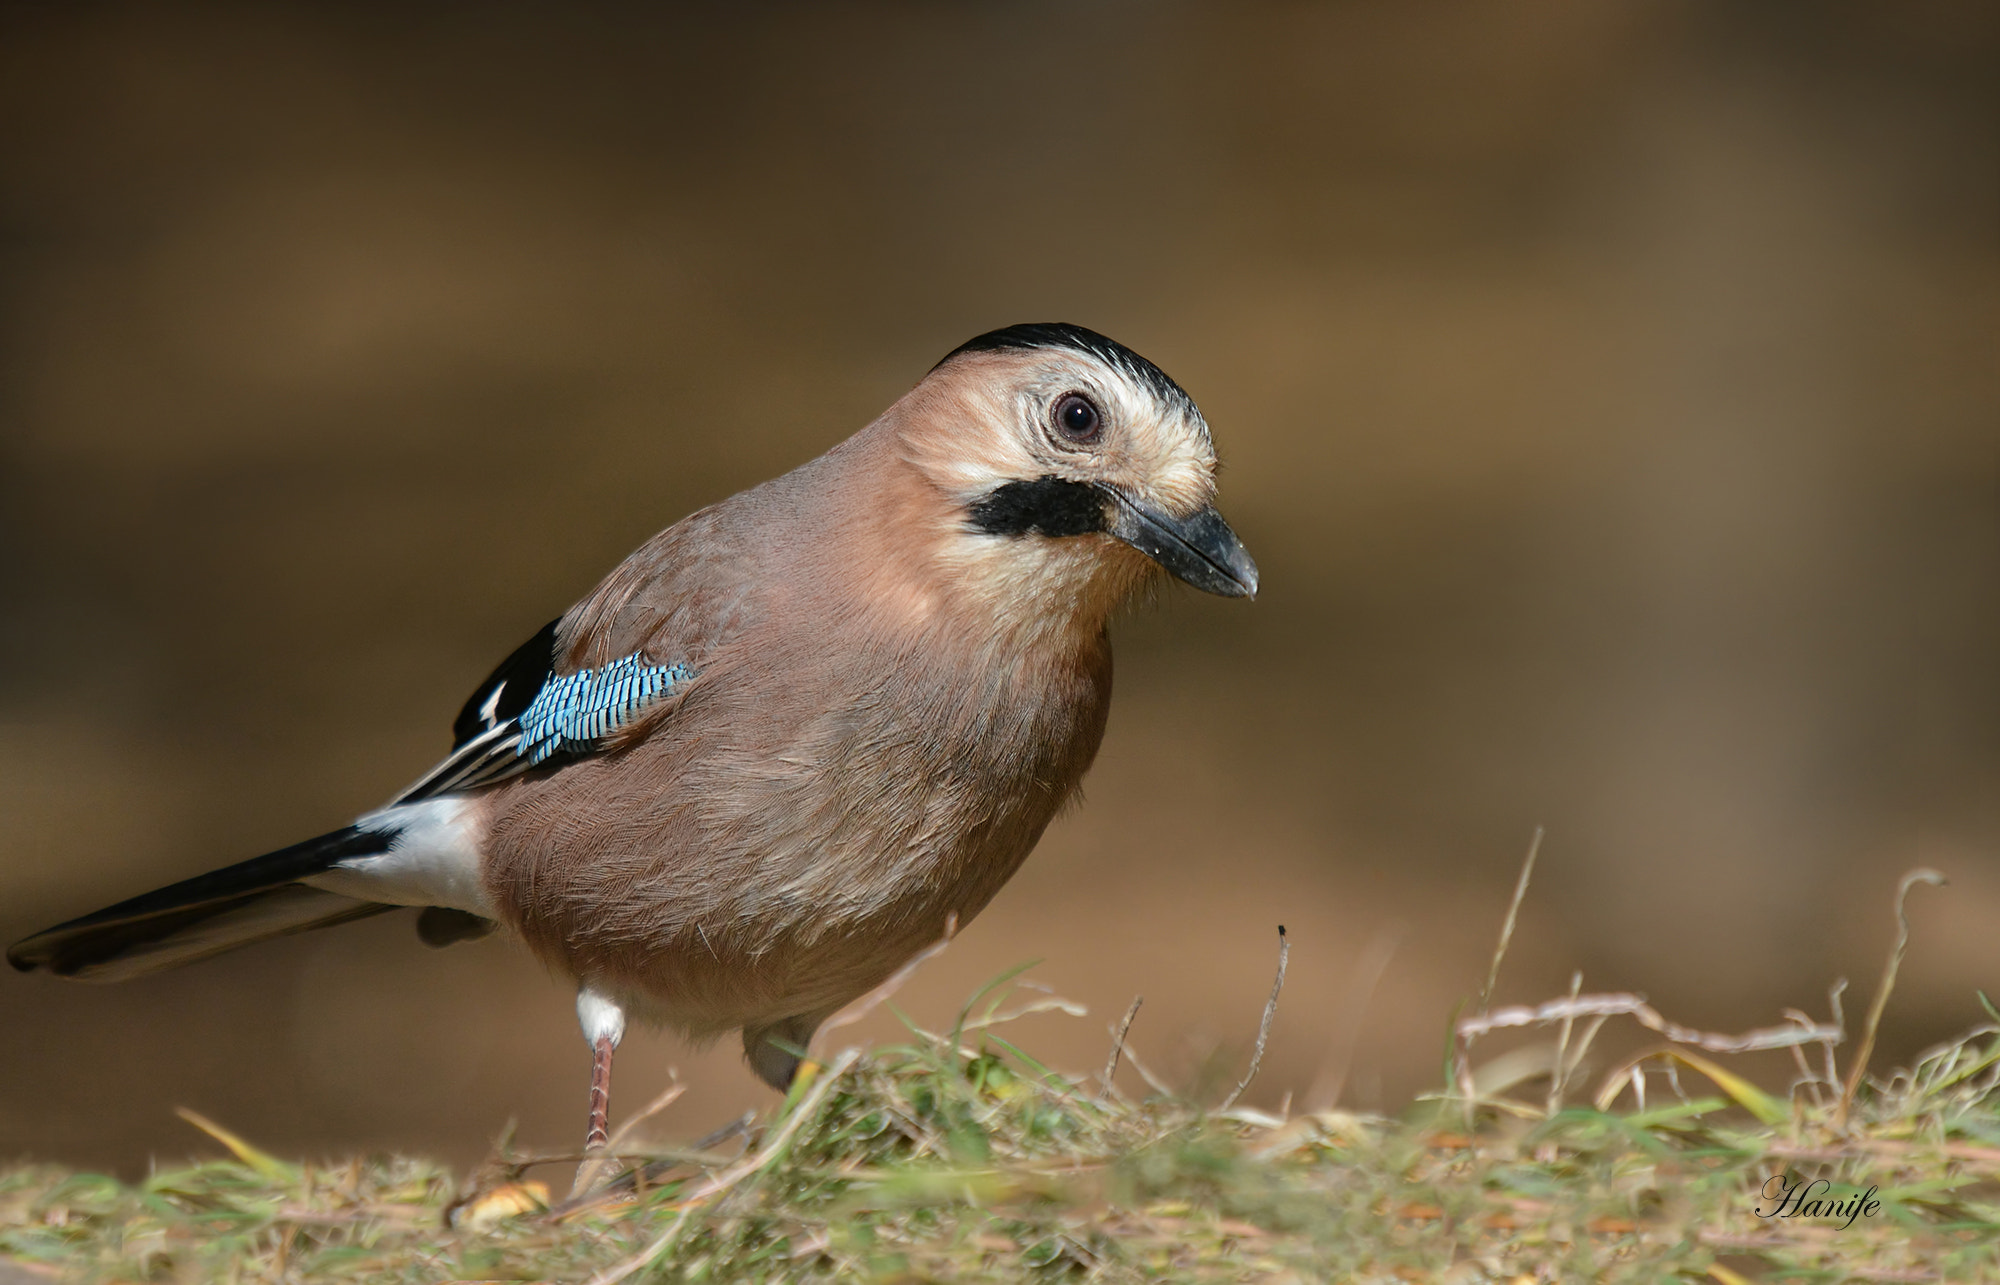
[895, 323, 1257, 620]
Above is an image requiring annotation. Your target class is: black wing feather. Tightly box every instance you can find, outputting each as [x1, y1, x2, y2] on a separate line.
[398, 616, 689, 805]
[452, 618, 561, 748]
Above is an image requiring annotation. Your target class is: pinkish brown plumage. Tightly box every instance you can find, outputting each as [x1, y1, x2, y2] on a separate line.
[11, 323, 1257, 1144]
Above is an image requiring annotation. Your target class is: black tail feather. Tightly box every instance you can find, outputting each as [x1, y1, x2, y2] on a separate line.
[7, 826, 394, 979]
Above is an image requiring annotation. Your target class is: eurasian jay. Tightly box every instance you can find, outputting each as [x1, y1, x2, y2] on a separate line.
[9, 323, 1257, 1149]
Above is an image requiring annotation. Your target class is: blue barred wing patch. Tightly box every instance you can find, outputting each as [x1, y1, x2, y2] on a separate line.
[395, 643, 693, 804]
[516, 655, 693, 764]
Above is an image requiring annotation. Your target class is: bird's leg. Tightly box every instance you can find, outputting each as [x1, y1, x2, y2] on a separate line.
[586, 1035, 615, 1150]
[575, 986, 628, 1153]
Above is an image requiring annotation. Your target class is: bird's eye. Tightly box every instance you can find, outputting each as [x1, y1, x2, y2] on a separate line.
[1051, 393, 1102, 446]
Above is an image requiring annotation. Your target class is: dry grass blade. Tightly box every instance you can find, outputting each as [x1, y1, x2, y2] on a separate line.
[810, 914, 957, 1061]
[602, 1077, 687, 1155]
[1837, 868, 1947, 1128]
[175, 1108, 291, 1181]
[1595, 1046, 1789, 1125]
[1119, 1038, 1179, 1098]
[1479, 826, 1543, 1013]
[958, 994, 1086, 1031]
[1461, 992, 1840, 1055]
[1098, 994, 1143, 1101]
[1546, 971, 1584, 1115]
[1220, 925, 1289, 1112]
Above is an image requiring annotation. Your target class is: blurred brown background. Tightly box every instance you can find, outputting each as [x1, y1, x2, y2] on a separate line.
[2, 2, 1996, 1175]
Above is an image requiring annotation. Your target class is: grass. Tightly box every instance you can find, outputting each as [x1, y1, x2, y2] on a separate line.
[3, 871, 1996, 1282]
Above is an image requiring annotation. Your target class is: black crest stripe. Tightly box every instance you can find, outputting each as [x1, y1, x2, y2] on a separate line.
[935, 322, 1198, 418]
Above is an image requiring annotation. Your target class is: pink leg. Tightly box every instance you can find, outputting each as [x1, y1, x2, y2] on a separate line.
[585, 1034, 615, 1151]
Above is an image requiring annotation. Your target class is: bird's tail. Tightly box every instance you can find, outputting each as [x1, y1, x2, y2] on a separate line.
[7, 827, 397, 982]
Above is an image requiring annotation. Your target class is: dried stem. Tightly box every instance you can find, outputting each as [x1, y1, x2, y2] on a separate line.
[1460, 991, 1841, 1054]
[1836, 869, 1946, 1128]
[1118, 1040, 1178, 1098]
[1546, 971, 1583, 1115]
[1479, 827, 1543, 1013]
[810, 913, 957, 1061]
[1220, 926, 1289, 1113]
[1099, 995, 1144, 1101]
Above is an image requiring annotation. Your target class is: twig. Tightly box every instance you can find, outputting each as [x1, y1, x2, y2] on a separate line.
[1220, 925, 1289, 1112]
[1837, 869, 1946, 1128]
[1098, 995, 1144, 1101]
[1479, 826, 1543, 1013]
[582, 1048, 860, 1285]
[1459, 992, 1841, 1054]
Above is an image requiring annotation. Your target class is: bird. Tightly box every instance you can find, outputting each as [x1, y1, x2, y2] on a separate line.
[8, 322, 1257, 1151]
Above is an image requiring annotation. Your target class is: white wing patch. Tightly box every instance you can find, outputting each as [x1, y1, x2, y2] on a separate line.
[306, 798, 494, 914]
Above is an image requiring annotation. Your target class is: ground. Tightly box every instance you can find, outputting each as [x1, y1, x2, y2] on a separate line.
[2, 957, 1995, 1283]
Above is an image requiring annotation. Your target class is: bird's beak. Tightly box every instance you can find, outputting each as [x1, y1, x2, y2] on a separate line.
[1097, 485, 1259, 598]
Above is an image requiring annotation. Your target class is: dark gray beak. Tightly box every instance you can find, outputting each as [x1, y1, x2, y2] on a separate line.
[1098, 485, 1259, 598]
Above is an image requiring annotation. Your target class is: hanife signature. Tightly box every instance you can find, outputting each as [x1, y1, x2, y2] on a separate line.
[1755, 1176, 1882, 1231]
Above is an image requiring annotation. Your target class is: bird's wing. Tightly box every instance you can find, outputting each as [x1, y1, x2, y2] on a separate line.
[392, 617, 695, 804]
[392, 498, 764, 805]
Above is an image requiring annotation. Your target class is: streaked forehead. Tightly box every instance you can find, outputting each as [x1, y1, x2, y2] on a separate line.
[936, 322, 1209, 439]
